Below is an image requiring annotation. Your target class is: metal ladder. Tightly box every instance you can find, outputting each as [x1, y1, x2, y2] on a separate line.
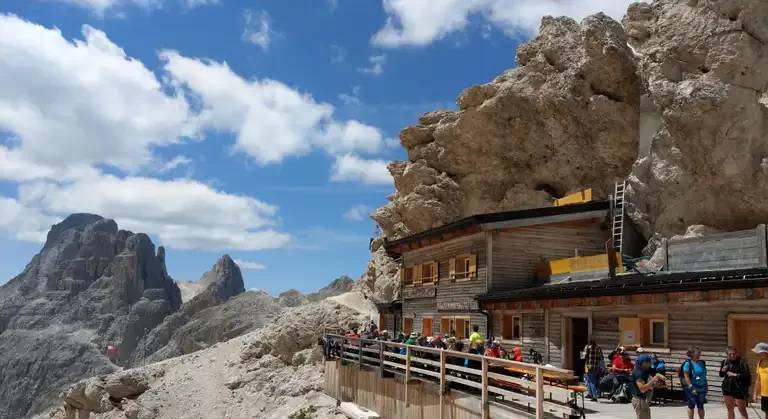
[612, 180, 626, 254]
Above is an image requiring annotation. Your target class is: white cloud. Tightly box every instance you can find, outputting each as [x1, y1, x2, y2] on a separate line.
[8, 172, 292, 251]
[358, 54, 387, 76]
[338, 85, 362, 105]
[49, 0, 214, 16]
[0, 15, 194, 173]
[330, 45, 346, 64]
[330, 154, 392, 185]
[0, 197, 59, 243]
[372, 0, 641, 47]
[243, 9, 278, 52]
[327, 0, 339, 10]
[233, 259, 266, 270]
[160, 51, 388, 164]
[343, 204, 370, 221]
[153, 155, 194, 174]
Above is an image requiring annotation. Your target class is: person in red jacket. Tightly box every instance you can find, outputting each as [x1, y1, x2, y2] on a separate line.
[611, 347, 635, 375]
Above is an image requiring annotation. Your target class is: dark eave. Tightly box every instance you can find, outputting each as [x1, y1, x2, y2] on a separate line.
[475, 267, 768, 303]
[385, 200, 610, 255]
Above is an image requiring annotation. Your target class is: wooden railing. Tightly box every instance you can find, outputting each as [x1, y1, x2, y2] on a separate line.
[324, 334, 582, 419]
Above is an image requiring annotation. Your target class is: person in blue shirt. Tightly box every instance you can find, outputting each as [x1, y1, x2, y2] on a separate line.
[629, 354, 666, 419]
[683, 346, 708, 419]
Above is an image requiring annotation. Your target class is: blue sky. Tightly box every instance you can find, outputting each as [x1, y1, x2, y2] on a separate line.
[0, 0, 635, 296]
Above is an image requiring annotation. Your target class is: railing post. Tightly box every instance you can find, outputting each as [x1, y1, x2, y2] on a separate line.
[358, 338, 363, 369]
[405, 345, 411, 408]
[535, 366, 544, 419]
[378, 341, 384, 377]
[439, 350, 446, 419]
[482, 357, 489, 419]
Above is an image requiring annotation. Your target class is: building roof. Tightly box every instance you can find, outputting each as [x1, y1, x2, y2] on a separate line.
[385, 200, 610, 255]
[475, 267, 768, 303]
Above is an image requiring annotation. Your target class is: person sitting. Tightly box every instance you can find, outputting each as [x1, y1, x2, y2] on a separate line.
[484, 340, 501, 358]
[511, 347, 523, 362]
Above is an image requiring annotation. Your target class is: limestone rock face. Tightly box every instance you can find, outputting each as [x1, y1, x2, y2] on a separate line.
[0, 214, 180, 419]
[277, 289, 311, 308]
[625, 0, 768, 241]
[372, 13, 643, 239]
[353, 245, 401, 304]
[127, 256, 262, 366]
[306, 275, 355, 302]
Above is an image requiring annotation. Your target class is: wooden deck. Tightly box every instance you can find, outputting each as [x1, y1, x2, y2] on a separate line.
[323, 335, 584, 419]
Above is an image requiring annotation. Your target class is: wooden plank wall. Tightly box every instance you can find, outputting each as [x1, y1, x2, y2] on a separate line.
[548, 313, 562, 366]
[666, 227, 766, 271]
[490, 221, 607, 292]
[523, 313, 546, 358]
[402, 233, 488, 337]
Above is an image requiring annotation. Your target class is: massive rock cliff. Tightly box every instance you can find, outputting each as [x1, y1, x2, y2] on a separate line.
[372, 13, 644, 240]
[0, 215, 183, 419]
[624, 0, 768, 244]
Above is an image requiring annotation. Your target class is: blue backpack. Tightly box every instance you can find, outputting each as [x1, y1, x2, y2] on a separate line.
[678, 359, 706, 388]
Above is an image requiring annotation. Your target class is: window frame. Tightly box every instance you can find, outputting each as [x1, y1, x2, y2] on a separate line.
[451, 253, 477, 281]
[619, 313, 670, 352]
[420, 261, 439, 285]
[648, 318, 668, 348]
[441, 315, 472, 340]
[403, 317, 414, 335]
[402, 266, 415, 287]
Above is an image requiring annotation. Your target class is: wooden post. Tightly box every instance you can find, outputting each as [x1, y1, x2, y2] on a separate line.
[661, 238, 669, 271]
[405, 346, 411, 408]
[378, 341, 385, 378]
[535, 366, 544, 419]
[481, 357, 489, 419]
[358, 339, 363, 369]
[439, 350, 446, 419]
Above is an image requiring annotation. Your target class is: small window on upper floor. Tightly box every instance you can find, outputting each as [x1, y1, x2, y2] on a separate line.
[450, 254, 477, 280]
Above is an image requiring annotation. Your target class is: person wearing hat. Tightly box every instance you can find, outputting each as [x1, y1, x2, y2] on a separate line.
[629, 354, 666, 419]
[753, 342, 768, 419]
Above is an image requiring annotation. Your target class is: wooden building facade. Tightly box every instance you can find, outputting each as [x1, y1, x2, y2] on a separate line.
[477, 226, 768, 402]
[385, 200, 613, 341]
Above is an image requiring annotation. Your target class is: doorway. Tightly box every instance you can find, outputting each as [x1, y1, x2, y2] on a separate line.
[731, 316, 768, 371]
[568, 318, 590, 376]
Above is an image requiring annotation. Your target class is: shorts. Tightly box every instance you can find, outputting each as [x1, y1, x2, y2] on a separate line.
[684, 387, 706, 410]
[762, 396, 768, 412]
[722, 389, 745, 400]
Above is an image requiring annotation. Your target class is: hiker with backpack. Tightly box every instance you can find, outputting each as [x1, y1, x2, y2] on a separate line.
[681, 346, 708, 419]
[629, 354, 666, 419]
[720, 345, 751, 419]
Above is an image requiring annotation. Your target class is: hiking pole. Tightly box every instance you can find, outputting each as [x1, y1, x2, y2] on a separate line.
[733, 379, 762, 418]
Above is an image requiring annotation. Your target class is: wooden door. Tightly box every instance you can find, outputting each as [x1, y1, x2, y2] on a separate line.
[422, 318, 433, 337]
[737, 320, 768, 370]
[441, 318, 451, 335]
[404, 318, 413, 335]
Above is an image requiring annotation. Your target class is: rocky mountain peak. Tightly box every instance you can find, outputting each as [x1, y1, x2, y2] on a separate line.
[198, 254, 245, 301]
[43, 213, 105, 250]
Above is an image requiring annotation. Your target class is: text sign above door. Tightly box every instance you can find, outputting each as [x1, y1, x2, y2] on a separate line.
[402, 286, 436, 299]
[438, 298, 479, 312]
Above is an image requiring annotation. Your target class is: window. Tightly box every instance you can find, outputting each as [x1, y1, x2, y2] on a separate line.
[422, 318, 433, 337]
[441, 316, 472, 340]
[649, 319, 667, 347]
[502, 314, 522, 341]
[420, 261, 439, 284]
[402, 266, 414, 286]
[619, 315, 669, 349]
[450, 254, 477, 280]
[403, 317, 413, 335]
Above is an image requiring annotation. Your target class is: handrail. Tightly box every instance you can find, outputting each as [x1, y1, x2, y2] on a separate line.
[324, 334, 579, 419]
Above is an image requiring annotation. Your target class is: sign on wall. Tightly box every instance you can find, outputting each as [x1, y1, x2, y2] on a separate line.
[438, 298, 479, 312]
[402, 286, 436, 299]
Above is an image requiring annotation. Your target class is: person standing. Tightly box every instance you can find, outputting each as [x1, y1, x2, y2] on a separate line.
[584, 335, 604, 402]
[469, 325, 483, 350]
[629, 354, 666, 419]
[683, 346, 708, 419]
[753, 343, 768, 419]
[720, 346, 751, 419]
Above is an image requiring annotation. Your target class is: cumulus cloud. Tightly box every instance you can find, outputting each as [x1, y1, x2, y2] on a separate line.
[0, 15, 194, 173]
[372, 0, 641, 47]
[161, 51, 389, 164]
[243, 9, 278, 51]
[233, 259, 266, 270]
[330, 154, 392, 185]
[343, 204, 370, 221]
[357, 54, 387, 76]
